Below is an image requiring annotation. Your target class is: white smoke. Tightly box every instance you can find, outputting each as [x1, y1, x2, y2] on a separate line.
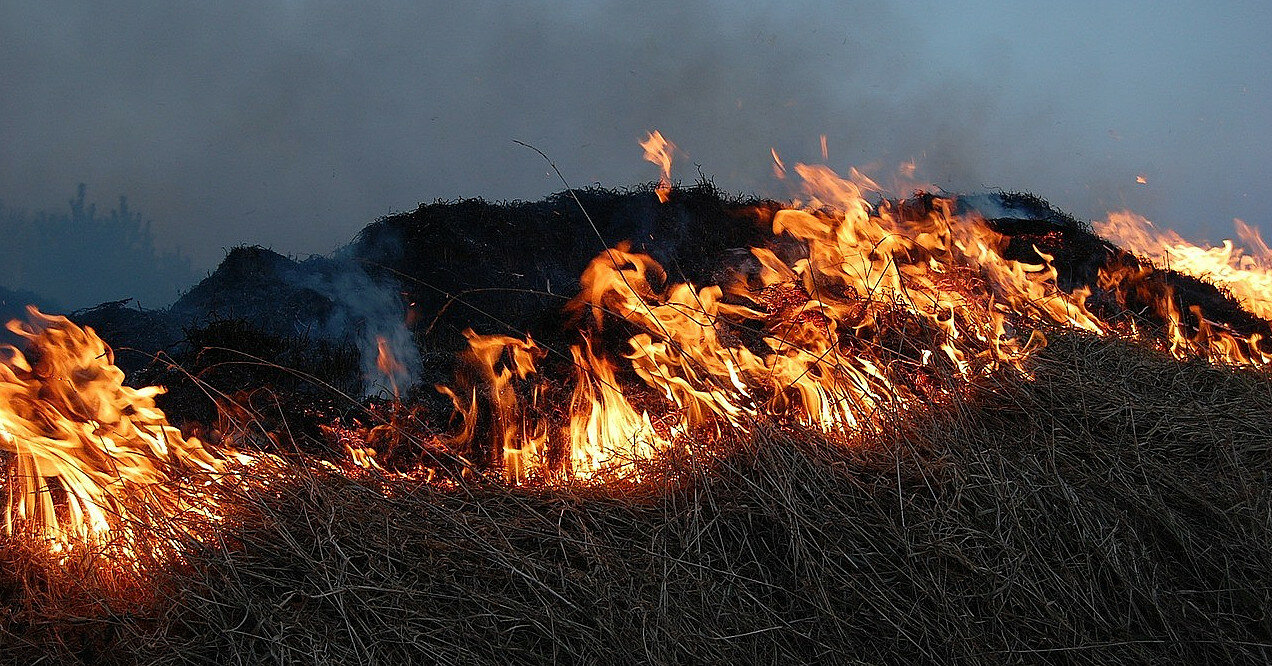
[290, 260, 420, 397]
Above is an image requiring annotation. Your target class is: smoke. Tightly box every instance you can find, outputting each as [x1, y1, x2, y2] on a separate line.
[289, 259, 420, 397]
[1, 1, 1269, 308]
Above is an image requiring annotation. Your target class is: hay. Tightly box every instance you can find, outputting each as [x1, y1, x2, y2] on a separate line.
[2, 332, 1270, 664]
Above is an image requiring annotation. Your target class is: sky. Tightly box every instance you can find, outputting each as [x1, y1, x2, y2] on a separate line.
[1, 1, 1269, 306]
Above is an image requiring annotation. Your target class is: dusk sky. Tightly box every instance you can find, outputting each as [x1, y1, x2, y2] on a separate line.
[2, 1, 1269, 306]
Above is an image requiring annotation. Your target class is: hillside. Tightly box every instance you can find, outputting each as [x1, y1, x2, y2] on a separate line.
[2, 181, 1271, 664]
[2, 333, 1270, 664]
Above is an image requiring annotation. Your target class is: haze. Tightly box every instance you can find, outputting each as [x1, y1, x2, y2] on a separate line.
[2, 1, 1268, 308]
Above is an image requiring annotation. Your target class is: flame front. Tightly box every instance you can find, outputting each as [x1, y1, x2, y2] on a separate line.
[433, 144, 1271, 483]
[0, 308, 234, 556]
[1097, 211, 1272, 321]
[4, 133, 1271, 573]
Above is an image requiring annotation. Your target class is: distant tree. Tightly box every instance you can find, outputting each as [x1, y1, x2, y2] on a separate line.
[0, 185, 196, 310]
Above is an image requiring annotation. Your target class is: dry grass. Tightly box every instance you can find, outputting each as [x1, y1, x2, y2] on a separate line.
[3, 333, 1272, 664]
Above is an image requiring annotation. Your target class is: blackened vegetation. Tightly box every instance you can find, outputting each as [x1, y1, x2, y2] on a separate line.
[169, 246, 342, 339]
[908, 189, 1271, 344]
[140, 320, 364, 456]
[5, 184, 1272, 664]
[959, 191, 1271, 342]
[350, 180, 771, 363]
[66, 299, 183, 369]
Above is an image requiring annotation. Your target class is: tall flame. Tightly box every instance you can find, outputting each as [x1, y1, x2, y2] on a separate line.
[0, 308, 233, 555]
[5, 131, 1271, 573]
[436, 154, 1207, 482]
[426, 135, 1271, 483]
[640, 130, 675, 203]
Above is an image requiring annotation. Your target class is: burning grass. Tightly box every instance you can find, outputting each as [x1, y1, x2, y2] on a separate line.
[2, 333, 1271, 664]
[4, 140, 1272, 661]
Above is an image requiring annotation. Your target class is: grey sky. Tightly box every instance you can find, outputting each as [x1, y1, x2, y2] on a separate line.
[1, 0, 1268, 298]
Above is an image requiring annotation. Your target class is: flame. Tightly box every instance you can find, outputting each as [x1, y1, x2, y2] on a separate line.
[433, 151, 1137, 481]
[640, 130, 675, 203]
[427, 137, 1271, 482]
[0, 308, 238, 557]
[375, 334, 405, 398]
[6, 130, 1272, 573]
[1097, 211, 1272, 321]
[771, 148, 787, 180]
[566, 336, 667, 479]
[433, 329, 547, 482]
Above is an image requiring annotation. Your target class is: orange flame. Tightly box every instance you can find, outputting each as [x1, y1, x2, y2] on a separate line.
[771, 148, 787, 180]
[640, 130, 675, 203]
[375, 334, 405, 399]
[435, 159, 1203, 482]
[0, 308, 240, 557]
[6, 131, 1272, 572]
[428, 152, 1271, 483]
[1097, 212, 1272, 321]
[567, 336, 667, 479]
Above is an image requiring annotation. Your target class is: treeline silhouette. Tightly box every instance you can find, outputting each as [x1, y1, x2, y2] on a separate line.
[0, 184, 195, 310]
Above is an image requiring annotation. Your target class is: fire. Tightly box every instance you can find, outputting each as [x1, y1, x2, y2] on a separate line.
[428, 154, 1123, 481]
[427, 136, 1271, 482]
[3, 131, 1271, 573]
[1097, 211, 1272, 321]
[771, 148, 787, 180]
[435, 329, 547, 481]
[376, 334, 405, 398]
[0, 307, 240, 558]
[640, 130, 675, 203]
[432, 327, 666, 482]
[566, 336, 667, 478]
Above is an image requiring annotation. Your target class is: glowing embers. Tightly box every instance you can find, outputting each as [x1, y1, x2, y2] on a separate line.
[0, 307, 248, 561]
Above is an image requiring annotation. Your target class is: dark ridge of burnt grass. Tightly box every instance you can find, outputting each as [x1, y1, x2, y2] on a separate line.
[348, 180, 772, 361]
[993, 222, 1272, 343]
[132, 318, 368, 458]
[3, 332, 1271, 665]
[57, 183, 1269, 407]
[64, 184, 1263, 476]
[910, 190, 1272, 344]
